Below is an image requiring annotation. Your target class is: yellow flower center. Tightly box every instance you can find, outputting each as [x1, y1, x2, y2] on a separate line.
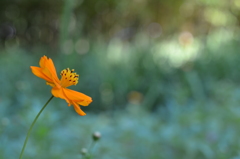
[60, 68, 79, 88]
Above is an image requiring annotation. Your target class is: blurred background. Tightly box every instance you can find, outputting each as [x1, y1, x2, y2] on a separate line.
[1, 0, 240, 158]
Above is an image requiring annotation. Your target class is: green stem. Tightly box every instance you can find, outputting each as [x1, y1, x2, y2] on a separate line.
[88, 140, 96, 153]
[19, 95, 54, 159]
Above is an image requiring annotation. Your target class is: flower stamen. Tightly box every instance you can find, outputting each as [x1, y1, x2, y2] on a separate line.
[60, 68, 79, 88]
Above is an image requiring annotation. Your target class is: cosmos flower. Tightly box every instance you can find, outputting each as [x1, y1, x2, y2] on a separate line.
[30, 56, 92, 116]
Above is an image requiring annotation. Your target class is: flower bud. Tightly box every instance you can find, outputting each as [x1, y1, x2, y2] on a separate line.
[80, 148, 88, 155]
[92, 131, 101, 141]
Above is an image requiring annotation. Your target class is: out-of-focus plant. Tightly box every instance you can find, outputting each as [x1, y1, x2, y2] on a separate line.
[80, 131, 101, 159]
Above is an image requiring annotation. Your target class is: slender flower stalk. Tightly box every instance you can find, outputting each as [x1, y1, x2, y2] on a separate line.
[81, 132, 101, 159]
[19, 95, 54, 159]
[89, 132, 101, 152]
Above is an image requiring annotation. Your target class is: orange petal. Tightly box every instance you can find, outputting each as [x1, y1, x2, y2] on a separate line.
[52, 87, 87, 116]
[51, 87, 71, 104]
[40, 56, 59, 82]
[38, 56, 53, 79]
[72, 102, 86, 116]
[62, 88, 92, 106]
[32, 56, 61, 87]
[30, 66, 53, 82]
[39, 55, 48, 68]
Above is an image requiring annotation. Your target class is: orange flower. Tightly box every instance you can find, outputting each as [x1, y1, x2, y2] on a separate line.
[30, 55, 92, 116]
